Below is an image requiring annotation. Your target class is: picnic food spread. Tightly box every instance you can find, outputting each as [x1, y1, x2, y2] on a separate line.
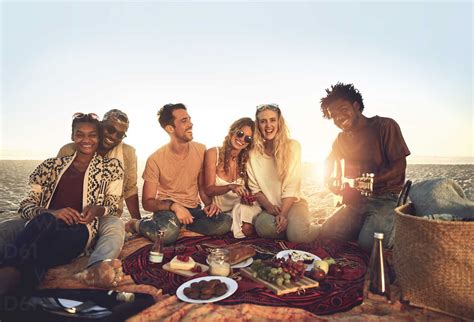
[183, 279, 229, 300]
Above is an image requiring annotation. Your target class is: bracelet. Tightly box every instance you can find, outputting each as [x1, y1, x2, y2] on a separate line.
[168, 200, 175, 211]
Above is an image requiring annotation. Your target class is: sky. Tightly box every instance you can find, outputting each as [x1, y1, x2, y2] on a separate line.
[1, 1, 472, 163]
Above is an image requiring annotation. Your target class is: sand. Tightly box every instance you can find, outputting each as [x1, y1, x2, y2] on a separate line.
[0, 161, 472, 320]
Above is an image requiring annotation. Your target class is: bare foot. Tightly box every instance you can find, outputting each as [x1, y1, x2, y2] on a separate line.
[125, 219, 139, 234]
[74, 259, 123, 288]
[0, 266, 21, 296]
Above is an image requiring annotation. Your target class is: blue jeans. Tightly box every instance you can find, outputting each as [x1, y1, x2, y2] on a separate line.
[1, 213, 88, 290]
[320, 193, 398, 251]
[138, 206, 232, 245]
[87, 216, 125, 267]
[0, 219, 26, 260]
[0, 217, 125, 268]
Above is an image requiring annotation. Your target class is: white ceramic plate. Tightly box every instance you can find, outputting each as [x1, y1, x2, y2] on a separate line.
[231, 257, 253, 268]
[176, 276, 238, 304]
[206, 257, 253, 269]
[276, 249, 321, 271]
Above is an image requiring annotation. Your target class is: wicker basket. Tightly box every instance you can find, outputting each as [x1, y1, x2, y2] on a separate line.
[393, 203, 474, 319]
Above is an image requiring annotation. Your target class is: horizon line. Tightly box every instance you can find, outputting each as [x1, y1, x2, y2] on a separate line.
[1, 155, 473, 165]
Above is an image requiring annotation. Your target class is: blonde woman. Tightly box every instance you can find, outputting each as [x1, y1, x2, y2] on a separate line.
[204, 117, 261, 238]
[247, 104, 319, 243]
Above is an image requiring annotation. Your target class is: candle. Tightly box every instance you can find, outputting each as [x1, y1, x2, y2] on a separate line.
[207, 248, 231, 277]
[209, 262, 231, 277]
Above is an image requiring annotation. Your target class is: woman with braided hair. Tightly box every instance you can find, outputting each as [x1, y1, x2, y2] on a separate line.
[204, 117, 261, 238]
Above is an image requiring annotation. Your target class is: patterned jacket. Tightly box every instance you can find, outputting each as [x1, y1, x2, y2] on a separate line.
[18, 153, 124, 249]
[57, 141, 138, 216]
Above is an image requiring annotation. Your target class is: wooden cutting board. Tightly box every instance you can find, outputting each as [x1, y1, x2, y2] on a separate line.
[162, 262, 209, 277]
[240, 268, 319, 295]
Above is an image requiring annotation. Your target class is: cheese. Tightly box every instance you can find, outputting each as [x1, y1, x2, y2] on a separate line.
[170, 256, 196, 271]
[290, 251, 314, 263]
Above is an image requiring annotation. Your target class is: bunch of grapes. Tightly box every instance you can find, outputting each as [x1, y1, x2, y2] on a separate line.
[250, 258, 306, 286]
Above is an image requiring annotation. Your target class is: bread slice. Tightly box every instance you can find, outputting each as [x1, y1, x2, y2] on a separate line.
[226, 245, 256, 265]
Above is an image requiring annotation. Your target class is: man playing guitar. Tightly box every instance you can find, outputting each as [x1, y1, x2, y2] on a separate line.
[319, 83, 410, 251]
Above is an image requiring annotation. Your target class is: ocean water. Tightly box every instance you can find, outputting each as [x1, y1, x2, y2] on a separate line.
[1, 160, 472, 223]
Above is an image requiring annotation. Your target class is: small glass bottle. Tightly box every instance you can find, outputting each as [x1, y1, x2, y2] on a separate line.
[149, 230, 164, 264]
[363, 232, 391, 302]
[208, 248, 231, 277]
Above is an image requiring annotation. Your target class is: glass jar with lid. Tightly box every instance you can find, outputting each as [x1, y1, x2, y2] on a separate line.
[207, 248, 231, 277]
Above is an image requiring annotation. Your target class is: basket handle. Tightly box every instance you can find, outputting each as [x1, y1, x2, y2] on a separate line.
[396, 180, 412, 207]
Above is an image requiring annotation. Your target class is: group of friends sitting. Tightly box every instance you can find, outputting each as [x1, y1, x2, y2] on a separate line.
[0, 82, 410, 297]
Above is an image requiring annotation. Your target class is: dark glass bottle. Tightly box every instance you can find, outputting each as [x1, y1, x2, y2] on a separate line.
[363, 232, 391, 302]
[149, 231, 164, 264]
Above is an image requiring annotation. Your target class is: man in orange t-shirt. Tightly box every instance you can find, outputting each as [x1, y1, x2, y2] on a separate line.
[129, 103, 232, 244]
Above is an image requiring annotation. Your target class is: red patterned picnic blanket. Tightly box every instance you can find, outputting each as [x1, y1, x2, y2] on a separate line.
[123, 235, 369, 316]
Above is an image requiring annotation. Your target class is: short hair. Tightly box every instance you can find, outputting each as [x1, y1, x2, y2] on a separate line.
[157, 103, 187, 129]
[71, 113, 101, 136]
[320, 82, 365, 119]
[103, 109, 129, 125]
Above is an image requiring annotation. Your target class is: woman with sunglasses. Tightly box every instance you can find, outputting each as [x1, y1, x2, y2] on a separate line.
[0, 113, 124, 296]
[204, 117, 261, 238]
[248, 105, 320, 243]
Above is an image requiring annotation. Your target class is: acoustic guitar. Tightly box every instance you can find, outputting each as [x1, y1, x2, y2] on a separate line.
[332, 173, 375, 206]
[328, 159, 375, 206]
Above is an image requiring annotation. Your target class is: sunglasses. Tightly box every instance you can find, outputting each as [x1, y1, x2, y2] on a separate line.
[256, 104, 280, 113]
[73, 112, 100, 120]
[105, 124, 127, 139]
[235, 130, 253, 144]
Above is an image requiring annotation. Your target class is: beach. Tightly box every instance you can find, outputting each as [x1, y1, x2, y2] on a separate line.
[1, 160, 472, 321]
[1, 160, 472, 222]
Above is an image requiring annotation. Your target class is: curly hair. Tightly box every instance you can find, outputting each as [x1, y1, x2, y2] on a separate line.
[253, 105, 291, 181]
[218, 117, 255, 187]
[320, 82, 365, 119]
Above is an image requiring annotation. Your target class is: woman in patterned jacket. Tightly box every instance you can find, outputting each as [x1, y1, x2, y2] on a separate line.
[0, 113, 124, 295]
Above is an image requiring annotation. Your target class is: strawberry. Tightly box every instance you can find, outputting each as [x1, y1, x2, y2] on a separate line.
[177, 255, 190, 262]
